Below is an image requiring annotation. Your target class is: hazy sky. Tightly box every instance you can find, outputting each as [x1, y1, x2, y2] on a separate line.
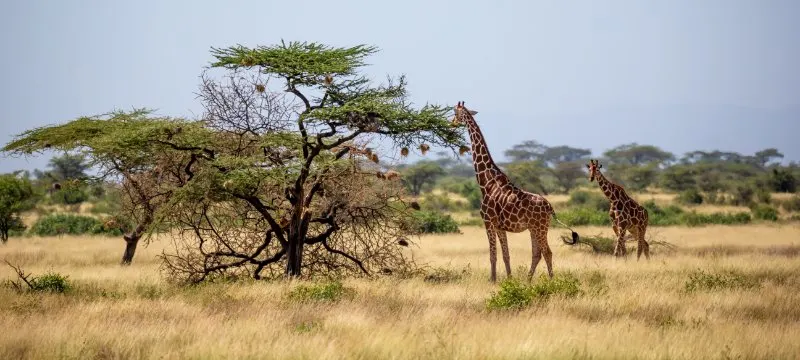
[1, 0, 799, 173]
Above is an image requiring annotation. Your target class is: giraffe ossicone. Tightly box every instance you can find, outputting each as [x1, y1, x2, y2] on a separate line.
[452, 101, 579, 282]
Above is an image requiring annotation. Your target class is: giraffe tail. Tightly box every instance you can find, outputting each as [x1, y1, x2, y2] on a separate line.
[552, 211, 580, 245]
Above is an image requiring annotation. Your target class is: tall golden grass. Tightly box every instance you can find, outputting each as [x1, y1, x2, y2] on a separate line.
[1, 224, 799, 359]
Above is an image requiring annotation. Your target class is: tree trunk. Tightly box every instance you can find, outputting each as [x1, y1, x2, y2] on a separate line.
[1, 230, 8, 244]
[121, 234, 140, 265]
[120, 219, 150, 266]
[285, 204, 312, 277]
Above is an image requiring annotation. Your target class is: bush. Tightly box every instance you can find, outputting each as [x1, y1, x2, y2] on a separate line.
[486, 274, 583, 311]
[567, 190, 609, 212]
[768, 168, 797, 193]
[642, 200, 684, 226]
[411, 210, 461, 234]
[684, 269, 760, 293]
[555, 207, 610, 226]
[750, 204, 779, 221]
[420, 193, 467, 212]
[675, 188, 703, 205]
[678, 211, 751, 227]
[30, 272, 72, 293]
[729, 185, 755, 206]
[287, 280, 355, 303]
[51, 186, 89, 205]
[755, 188, 772, 204]
[779, 196, 800, 213]
[29, 213, 120, 236]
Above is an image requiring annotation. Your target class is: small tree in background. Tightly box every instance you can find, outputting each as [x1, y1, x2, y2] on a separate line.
[0, 174, 36, 243]
[504, 160, 550, 195]
[401, 161, 446, 196]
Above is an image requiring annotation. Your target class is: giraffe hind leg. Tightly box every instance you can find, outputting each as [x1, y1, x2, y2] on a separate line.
[497, 230, 512, 278]
[637, 225, 650, 260]
[528, 230, 543, 282]
[540, 231, 554, 279]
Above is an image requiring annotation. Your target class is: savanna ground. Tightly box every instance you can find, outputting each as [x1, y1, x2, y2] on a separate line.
[2, 220, 800, 359]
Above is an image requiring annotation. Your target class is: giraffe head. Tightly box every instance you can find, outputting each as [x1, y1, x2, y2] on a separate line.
[451, 101, 479, 126]
[586, 159, 603, 182]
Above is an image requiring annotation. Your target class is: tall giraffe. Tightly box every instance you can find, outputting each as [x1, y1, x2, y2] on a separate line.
[586, 159, 650, 259]
[451, 101, 578, 282]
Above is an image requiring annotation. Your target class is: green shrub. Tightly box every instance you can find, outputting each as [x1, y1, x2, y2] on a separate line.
[567, 190, 609, 212]
[411, 211, 461, 234]
[675, 188, 703, 205]
[30, 213, 119, 236]
[755, 188, 772, 204]
[30, 272, 72, 293]
[529, 273, 583, 299]
[287, 281, 354, 303]
[51, 187, 89, 205]
[555, 207, 610, 226]
[684, 269, 760, 293]
[485, 278, 536, 310]
[678, 211, 751, 227]
[486, 274, 583, 311]
[642, 200, 684, 226]
[750, 204, 779, 221]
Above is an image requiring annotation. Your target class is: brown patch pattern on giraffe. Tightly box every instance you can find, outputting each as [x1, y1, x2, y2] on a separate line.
[451, 101, 577, 282]
[586, 159, 650, 259]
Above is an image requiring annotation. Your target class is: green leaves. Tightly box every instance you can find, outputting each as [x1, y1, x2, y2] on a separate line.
[210, 41, 378, 87]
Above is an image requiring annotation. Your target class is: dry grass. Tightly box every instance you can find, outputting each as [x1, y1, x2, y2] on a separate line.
[1, 224, 800, 359]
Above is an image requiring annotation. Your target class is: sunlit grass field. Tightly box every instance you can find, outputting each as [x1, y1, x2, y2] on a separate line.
[1, 223, 799, 359]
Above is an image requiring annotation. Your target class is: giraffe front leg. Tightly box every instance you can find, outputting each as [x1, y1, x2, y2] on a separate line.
[614, 228, 628, 258]
[609, 210, 619, 237]
[528, 230, 543, 282]
[486, 227, 498, 282]
[497, 231, 512, 279]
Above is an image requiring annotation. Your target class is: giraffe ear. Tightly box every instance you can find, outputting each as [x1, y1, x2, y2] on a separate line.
[468, 110, 478, 115]
[598, 164, 603, 168]
[586, 164, 590, 168]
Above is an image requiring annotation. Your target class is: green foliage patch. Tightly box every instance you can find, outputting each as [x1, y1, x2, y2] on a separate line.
[485, 274, 583, 311]
[30, 213, 121, 236]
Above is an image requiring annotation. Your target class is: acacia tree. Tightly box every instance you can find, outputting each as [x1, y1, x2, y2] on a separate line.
[5, 41, 464, 280]
[175, 41, 464, 279]
[3, 110, 199, 263]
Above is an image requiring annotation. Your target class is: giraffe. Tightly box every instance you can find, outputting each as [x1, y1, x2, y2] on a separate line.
[586, 159, 650, 259]
[451, 101, 578, 282]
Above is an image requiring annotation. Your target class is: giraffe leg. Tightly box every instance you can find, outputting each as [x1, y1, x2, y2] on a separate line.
[614, 228, 628, 258]
[540, 232, 554, 279]
[528, 230, 543, 282]
[609, 210, 619, 237]
[497, 230, 512, 278]
[485, 227, 498, 282]
[637, 225, 650, 260]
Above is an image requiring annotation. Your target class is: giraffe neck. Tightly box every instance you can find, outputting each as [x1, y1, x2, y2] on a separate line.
[464, 116, 506, 191]
[595, 171, 617, 200]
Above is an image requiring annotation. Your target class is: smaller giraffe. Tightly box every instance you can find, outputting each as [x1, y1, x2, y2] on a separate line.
[586, 159, 650, 259]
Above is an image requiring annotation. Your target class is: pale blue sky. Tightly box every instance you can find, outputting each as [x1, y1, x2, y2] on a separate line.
[1, 0, 799, 172]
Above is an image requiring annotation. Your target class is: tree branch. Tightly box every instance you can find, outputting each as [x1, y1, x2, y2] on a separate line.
[322, 240, 369, 275]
